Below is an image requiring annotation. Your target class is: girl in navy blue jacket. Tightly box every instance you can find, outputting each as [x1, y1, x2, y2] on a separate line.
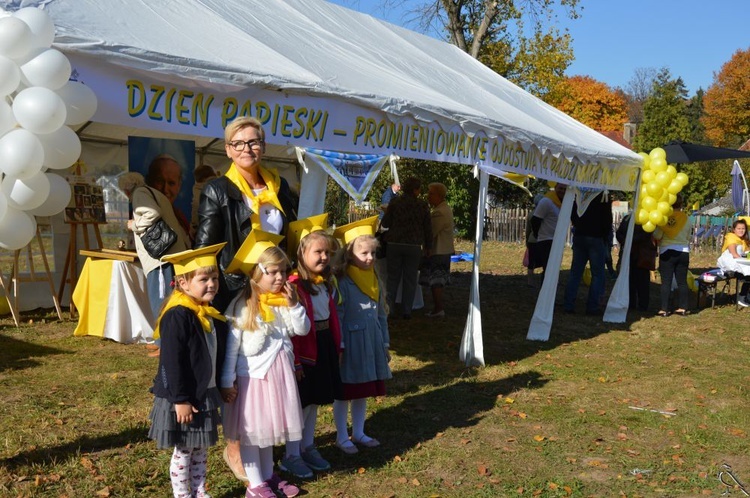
[148, 243, 228, 498]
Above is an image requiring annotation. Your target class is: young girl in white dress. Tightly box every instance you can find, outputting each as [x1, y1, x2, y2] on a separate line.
[220, 231, 310, 498]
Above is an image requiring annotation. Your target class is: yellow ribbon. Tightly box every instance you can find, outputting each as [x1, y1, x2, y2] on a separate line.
[259, 292, 288, 322]
[154, 292, 226, 339]
[346, 265, 379, 302]
[224, 163, 285, 230]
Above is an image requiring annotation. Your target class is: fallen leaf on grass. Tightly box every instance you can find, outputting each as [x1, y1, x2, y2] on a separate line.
[411, 478, 421, 486]
[80, 457, 97, 473]
[617, 433, 628, 441]
[548, 482, 558, 490]
[533, 435, 545, 442]
[460, 439, 471, 445]
[729, 428, 746, 437]
[393, 455, 402, 462]
[357, 467, 366, 474]
[95, 487, 111, 497]
[504, 397, 514, 404]
[398, 477, 407, 484]
[477, 464, 490, 476]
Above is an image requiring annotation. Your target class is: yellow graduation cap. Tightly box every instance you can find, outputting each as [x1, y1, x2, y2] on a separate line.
[287, 213, 329, 259]
[333, 215, 378, 245]
[161, 242, 227, 276]
[225, 229, 285, 274]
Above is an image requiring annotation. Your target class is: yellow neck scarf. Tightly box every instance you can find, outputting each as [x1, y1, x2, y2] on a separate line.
[224, 163, 285, 230]
[290, 270, 325, 285]
[346, 265, 379, 302]
[660, 210, 687, 239]
[545, 190, 562, 208]
[259, 292, 288, 322]
[154, 292, 226, 339]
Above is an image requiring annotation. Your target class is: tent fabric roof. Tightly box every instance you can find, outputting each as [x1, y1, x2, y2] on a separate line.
[2, 0, 642, 187]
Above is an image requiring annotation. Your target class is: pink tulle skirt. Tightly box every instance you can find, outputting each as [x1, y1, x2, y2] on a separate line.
[223, 353, 304, 447]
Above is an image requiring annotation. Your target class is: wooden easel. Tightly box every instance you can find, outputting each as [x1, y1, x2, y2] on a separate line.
[58, 221, 103, 317]
[0, 227, 64, 327]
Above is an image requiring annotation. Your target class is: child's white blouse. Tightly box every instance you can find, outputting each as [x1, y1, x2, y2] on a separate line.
[221, 298, 310, 386]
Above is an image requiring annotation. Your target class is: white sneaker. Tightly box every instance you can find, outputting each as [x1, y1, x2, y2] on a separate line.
[738, 298, 749, 308]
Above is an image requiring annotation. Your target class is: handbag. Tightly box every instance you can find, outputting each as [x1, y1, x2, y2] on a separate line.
[139, 188, 178, 259]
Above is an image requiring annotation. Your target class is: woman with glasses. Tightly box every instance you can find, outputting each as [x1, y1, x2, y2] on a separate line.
[195, 116, 298, 313]
[194, 116, 297, 482]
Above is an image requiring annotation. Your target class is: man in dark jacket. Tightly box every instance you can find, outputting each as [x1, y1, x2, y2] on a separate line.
[563, 191, 612, 315]
[381, 176, 431, 319]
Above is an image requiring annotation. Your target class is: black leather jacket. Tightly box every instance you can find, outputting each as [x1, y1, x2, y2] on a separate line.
[194, 175, 297, 312]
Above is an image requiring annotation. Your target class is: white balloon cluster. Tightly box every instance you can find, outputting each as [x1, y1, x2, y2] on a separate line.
[0, 8, 97, 250]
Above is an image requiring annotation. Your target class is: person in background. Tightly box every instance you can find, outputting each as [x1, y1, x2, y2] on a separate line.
[147, 154, 191, 241]
[424, 182, 454, 318]
[147, 243, 227, 498]
[654, 195, 693, 317]
[563, 191, 612, 315]
[530, 183, 566, 282]
[616, 211, 657, 312]
[119, 172, 190, 357]
[717, 218, 750, 307]
[381, 177, 431, 319]
[190, 164, 218, 238]
[379, 183, 400, 219]
[524, 193, 544, 288]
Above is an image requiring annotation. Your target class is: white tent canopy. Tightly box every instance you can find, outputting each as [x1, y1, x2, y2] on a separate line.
[3, 0, 641, 189]
[2, 0, 644, 363]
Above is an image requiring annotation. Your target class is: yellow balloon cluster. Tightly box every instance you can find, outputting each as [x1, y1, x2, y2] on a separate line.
[635, 148, 689, 233]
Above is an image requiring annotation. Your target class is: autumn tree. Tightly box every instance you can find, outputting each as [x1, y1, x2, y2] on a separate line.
[547, 75, 628, 131]
[392, 0, 580, 97]
[702, 48, 750, 147]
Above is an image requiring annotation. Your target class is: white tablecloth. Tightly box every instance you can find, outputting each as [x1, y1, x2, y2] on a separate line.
[73, 259, 155, 343]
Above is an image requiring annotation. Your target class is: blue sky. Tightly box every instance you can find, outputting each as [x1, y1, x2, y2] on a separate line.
[329, 0, 749, 96]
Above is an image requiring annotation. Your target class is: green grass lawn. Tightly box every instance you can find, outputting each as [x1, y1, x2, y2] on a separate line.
[1, 241, 748, 497]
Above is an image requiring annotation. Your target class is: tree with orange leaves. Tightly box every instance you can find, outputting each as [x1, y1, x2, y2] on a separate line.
[702, 48, 750, 147]
[547, 75, 628, 132]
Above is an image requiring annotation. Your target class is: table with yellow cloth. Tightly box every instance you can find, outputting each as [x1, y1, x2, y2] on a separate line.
[72, 258, 155, 343]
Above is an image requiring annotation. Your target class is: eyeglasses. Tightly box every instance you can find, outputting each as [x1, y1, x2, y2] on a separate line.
[228, 139, 264, 151]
